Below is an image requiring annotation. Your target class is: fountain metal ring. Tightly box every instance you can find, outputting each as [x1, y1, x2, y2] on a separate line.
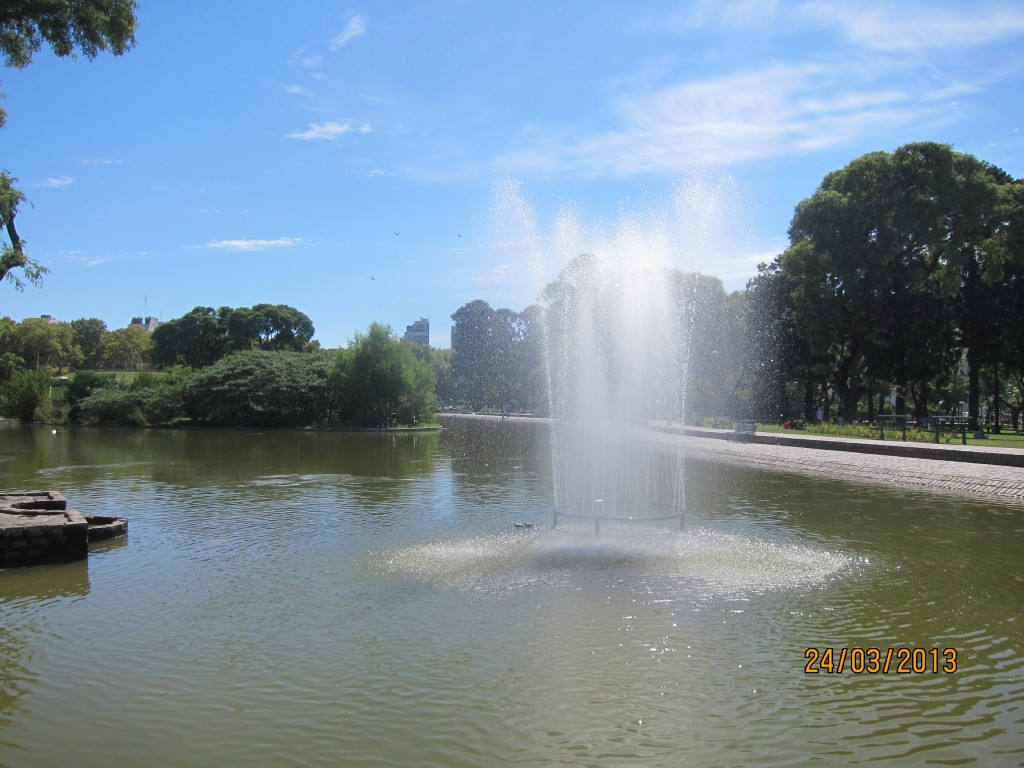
[552, 500, 685, 533]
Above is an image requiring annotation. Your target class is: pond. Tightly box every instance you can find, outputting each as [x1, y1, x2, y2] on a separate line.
[1, 419, 1021, 767]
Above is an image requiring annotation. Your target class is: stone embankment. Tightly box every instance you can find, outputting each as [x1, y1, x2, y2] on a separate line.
[0, 491, 127, 567]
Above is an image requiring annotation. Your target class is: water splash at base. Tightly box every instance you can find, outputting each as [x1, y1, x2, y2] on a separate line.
[375, 526, 853, 599]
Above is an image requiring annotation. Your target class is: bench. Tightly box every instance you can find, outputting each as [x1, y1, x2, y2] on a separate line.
[732, 421, 757, 439]
[876, 415, 909, 441]
[921, 416, 971, 446]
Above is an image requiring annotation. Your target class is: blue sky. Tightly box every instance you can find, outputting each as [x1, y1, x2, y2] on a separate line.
[3, 0, 1023, 348]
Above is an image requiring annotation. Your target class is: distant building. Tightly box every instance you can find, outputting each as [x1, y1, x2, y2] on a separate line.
[40, 314, 59, 324]
[403, 317, 429, 346]
[130, 316, 161, 333]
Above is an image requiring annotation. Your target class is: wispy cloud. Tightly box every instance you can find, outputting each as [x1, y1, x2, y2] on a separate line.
[671, 0, 783, 31]
[494, 63, 924, 176]
[207, 238, 303, 252]
[74, 255, 120, 267]
[496, 0, 1021, 181]
[289, 50, 325, 70]
[284, 120, 372, 141]
[802, 1, 1024, 52]
[36, 176, 75, 188]
[330, 15, 367, 50]
[81, 158, 122, 167]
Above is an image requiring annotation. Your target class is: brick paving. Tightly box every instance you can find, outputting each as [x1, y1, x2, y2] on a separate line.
[652, 427, 1024, 505]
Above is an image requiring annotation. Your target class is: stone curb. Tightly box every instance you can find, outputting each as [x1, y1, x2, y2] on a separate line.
[658, 425, 1024, 468]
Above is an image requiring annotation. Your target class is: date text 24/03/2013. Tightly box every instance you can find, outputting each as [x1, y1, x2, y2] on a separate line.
[804, 647, 957, 674]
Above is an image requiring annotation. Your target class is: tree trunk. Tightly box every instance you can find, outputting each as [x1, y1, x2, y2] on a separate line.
[967, 348, 981, 431]
[0, 214, 26, 283]
[992, 365, 1001, 433]
[914, 380, 929, 419]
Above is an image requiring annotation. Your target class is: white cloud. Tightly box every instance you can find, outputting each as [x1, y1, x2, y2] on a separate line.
[207, 238, 302, 252]
[802, 1, 1024, 52]
[494, 63, 923, 176]
[284, 120, 371, 140]
[81, 158, 121, 167]
[330, 15, 367, 49]
[674, 0, 782, 30]
[37, 176, 75, 188]
[77, 255, 119, 267]
[289, 50, 325, 69]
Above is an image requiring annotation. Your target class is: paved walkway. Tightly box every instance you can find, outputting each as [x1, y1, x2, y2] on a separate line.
[649, 424, 1024, 506]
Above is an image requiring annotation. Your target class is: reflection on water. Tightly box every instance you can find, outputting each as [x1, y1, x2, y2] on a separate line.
[0, 419, 1022, 767]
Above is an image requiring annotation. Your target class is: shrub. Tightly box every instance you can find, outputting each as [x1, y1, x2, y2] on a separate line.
[183, 350, 333, 427]
[0, 369, 51, 422]
[806, 422, 877, 439]
[76, 372, 187, 426]
[65, 371, 117, 421]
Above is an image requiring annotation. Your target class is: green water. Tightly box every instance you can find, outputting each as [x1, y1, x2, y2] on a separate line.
[1, 420, 1021, 767]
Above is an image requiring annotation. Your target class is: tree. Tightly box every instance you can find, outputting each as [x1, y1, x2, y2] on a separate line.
[11, 316, 81, 372]
[0, 172, 47, 289]
[0, 368, 49, 422]
[225, 303, 315, 352]
[668, 271, 742, 422]
[425, 346, 456, 407]
[152, 304, 317, 368]
[449, 299, 545, 413]
[738, 258, 810, 421]
[1, 1, 138, 289]
[0, 1, 137, 73]
[151, 307, 228, 368]
[932, 154, 1023, 428]
[331, 323, 435, 428]
[102, 324, 151, 369]
[70, 317, 107, 368]
[450, 299, 498, 409]
[777, 143, 1022, 425]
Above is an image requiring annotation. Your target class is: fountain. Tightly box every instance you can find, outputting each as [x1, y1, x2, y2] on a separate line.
[542, 255, 688, 532]
[387, 177, 852, 596]
[499, 180, 716, 533]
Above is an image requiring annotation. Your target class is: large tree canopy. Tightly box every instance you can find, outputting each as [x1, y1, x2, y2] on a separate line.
[450, 299, 544, 412]
[151, 304, 317, 368]
[780, 142, 1024, 424]
[0, 0, 137, 70]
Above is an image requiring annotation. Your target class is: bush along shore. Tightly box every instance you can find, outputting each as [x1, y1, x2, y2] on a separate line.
[1, 329, 437, 430]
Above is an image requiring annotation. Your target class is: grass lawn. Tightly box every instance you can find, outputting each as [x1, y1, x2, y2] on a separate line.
[753, 421, 1024, 449]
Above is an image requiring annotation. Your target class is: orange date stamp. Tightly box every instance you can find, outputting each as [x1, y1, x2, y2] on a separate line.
[804, 647, 957, 674]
